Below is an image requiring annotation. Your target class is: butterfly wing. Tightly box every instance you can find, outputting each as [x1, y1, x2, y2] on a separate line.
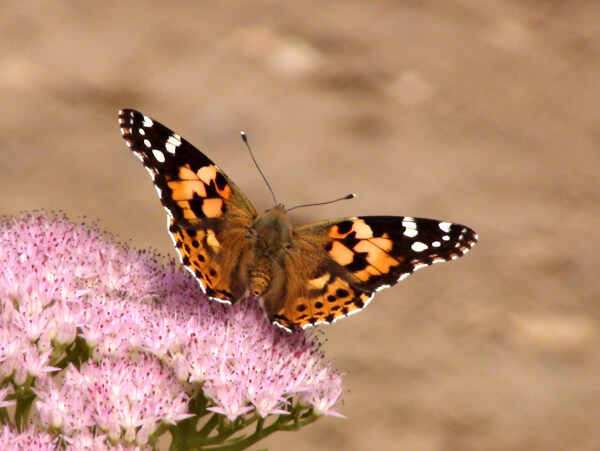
[266, 216, 477, 330]
[119, 109, 256, 302]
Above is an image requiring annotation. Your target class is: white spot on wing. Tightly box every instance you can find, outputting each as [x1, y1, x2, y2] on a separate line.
[432, 241, 441, 248]
[142, 115, 153, 127]
[165, 135, 181, 154]
[167, 135, 181, 146]
[139, 128, 145, 136]
[402, 217, 418, 237]
[411, 241, 428, 252]
[144, 139, 151, 148]
[152, 149, 166, 163]
[439, 222, 452, 233]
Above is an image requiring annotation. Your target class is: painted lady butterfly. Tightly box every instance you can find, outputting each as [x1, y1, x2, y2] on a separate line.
[119, 109, 477, 331]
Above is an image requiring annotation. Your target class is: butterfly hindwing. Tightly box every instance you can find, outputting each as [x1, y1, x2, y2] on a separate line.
[268, 216, 477, 330]
[168, 218, 254, 302]
[119, 109, 256, 302]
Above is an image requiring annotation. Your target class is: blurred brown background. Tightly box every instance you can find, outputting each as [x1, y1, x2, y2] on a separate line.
[2, 2, 600, 450]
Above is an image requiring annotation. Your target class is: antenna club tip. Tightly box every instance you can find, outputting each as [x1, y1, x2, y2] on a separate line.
[347, 193, 356, 199]
[240, 131, 248, 142]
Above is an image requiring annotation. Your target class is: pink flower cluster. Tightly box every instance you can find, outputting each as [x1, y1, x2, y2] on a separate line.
[0, 212, 343, 448]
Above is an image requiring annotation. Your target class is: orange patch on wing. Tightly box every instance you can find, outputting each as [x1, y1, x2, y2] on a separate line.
[367, 251, 400, 272]
[353, 265, 382, 282]
[205, 229, 220, 251]
[167, 180, 207, 199]
[366, 236, 393, 252]
[308, 274, 329, 289]
[350, 219, 374, 239]
[354, 239, 399, 272]
[179, 165, 199, 180]
[217, 183, 232, 199]
[197, 165, 218, 185]
[201, 198, 225, 218]
[328, 241, 355, 266]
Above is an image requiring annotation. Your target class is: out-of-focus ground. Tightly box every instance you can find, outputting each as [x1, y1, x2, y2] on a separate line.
[2, 2, 600, 450]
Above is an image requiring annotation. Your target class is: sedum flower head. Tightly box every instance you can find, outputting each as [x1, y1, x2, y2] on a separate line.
[0, 212, 343, 449]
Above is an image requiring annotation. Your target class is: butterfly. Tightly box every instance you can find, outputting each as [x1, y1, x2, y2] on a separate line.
[119, 109, 477, 331]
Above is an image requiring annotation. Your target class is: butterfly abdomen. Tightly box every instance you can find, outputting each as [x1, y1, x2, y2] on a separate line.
[250, 256, 272, 296]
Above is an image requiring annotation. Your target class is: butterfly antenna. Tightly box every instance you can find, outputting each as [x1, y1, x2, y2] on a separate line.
[286, 193, 356, 213]
[241, 132, 277, 205]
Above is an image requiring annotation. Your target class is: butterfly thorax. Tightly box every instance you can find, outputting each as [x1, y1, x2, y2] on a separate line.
[249, 206, 292, 296]
[251, 206, 292, 254]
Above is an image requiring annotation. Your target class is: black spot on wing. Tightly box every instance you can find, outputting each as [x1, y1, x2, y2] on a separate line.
[188, 193, 207, 219]
[336, 220, 353, 235]
[340, 231, 359, 249]
[215, 171, 228, 191]
[344, 252, 369, 272]
[335, 288, 349, 297]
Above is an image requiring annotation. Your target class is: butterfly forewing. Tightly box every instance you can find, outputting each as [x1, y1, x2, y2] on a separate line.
[119, 109, 256, 227]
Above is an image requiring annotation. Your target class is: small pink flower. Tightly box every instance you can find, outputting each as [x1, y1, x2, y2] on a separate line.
[23, 348, 59, 378]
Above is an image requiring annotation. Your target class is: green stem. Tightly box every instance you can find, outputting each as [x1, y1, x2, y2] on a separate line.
[197, 413, 219, 438]
[0, 407, 10, 424]
[205, 411, 319, 451]
[170, 397, 320, 450]
[14, 391, 36, 431]
[56, 335, 90, 370]
[170, 415, 200, 450]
